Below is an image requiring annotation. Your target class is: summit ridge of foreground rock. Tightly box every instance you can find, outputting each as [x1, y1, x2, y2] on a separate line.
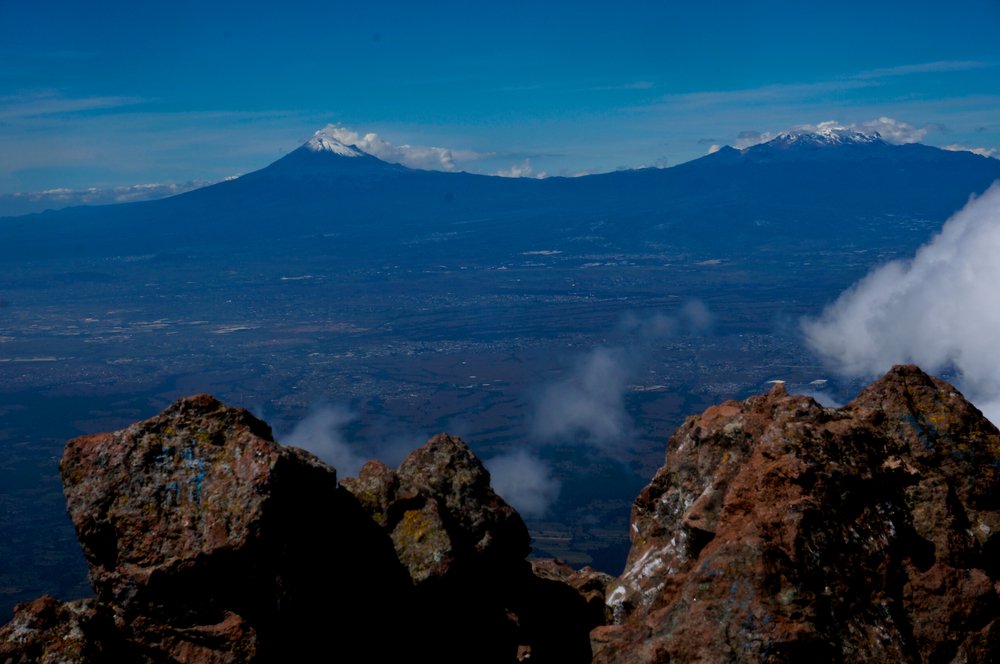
[3, 365, 1000, 662]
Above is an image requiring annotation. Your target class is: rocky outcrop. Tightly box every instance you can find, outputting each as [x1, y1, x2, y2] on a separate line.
[4, 365, 1000, 663]
[0, 396, 594, 663]
[342, 434, 596, 662]
[0, 596, 115, 663]
[52, 394, 415, 661]
[594, 365, 1000, 663]
[531, 559, 616, 629]
[343, 435, 530, 584]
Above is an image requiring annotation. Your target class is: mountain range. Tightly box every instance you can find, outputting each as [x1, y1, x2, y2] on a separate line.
[4, 127, 1000, 262]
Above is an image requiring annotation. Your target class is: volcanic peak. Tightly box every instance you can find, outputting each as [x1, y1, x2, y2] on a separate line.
[304, 125, 364, 157]
[767, 123, 885, 148]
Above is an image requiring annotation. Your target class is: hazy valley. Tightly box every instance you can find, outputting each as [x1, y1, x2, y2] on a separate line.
[2, 128, 999, 618]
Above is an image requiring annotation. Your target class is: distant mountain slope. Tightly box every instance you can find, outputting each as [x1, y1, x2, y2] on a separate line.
[2, 129, 999, 261]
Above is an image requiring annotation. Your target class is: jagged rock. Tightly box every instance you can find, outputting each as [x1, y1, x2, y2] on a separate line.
[0, 595, 116, 663]
[343, 433, 594, 663]
[344, 433, 530, 585]
[1, 398, 595, 663]
[17, 365, 994, 663]
[531, 559, 615, 628]
[594, 365, 1000, 663]
[59, 394, 414, 661]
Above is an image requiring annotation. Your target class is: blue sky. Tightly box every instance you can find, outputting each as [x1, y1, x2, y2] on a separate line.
[2, 0, 999, 214]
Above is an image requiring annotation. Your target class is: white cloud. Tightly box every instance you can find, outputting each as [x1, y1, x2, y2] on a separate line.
[532, 304, 711, 450]
[855, 60, 990, 80]
[734, 132, 777, 149]
[309, 124, 488, 172]
[1, 180, 217, 216]
[794, 388, 843, 408]
[859, 117, 927, 144]
[485, 450, 560, 518]
[283, 404, 367, 477]
[733, 116, 929, 149]
[495, 158, 546, 178]
[944, 144, 998, 158]
[641, 79, 876, 113]
[678, 300, 713, 331]
[533, 346, 633, 448]
[635, 61, 989, 116]
[0, 91, 142, 121]
[802, 183, 1000, 423]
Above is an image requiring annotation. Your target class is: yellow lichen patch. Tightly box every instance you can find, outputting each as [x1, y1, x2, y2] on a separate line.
[397, 508, 433, 543]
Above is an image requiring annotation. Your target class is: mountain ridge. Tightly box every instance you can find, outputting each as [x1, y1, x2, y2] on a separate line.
[3, 128, 997, 221]
[1, 129, 998, 263]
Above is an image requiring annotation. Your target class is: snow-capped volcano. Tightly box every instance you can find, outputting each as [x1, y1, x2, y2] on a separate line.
[770, 128, 884, 147]
[305, 126, 365, 157]
[720, 122, 895, 163]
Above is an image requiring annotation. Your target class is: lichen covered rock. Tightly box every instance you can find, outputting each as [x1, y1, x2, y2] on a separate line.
[0, 595, 115, 663]
[343, 434, 593, 663]
[344, 433, 530, 585]
[59, 394, 413, 661]
[595, 365, 1000, 663]
[2, 398, 593, 663]
[10, 366, 991, 662]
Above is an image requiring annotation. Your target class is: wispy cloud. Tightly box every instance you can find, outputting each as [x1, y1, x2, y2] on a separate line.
[495, 158, 546, 178]
[593, 81, 655, 91]
[0, 101, 331, 201]
[485, 450, 560, 518]
[314, 124, 491, 171]
[858, 116, 928, 143]
[633, 79, 877, 114]
[533, 345, 634, 448]
[1, 180, 218, 215]
[0, 91, 143, 121]
[803, 184, 1000, 424]
[282, 404, 367, 477]
[943, 144, 998, 158]
[531, 305, 712, 453]
[855, 60, 991, 80]
[636, 60, 992, 115]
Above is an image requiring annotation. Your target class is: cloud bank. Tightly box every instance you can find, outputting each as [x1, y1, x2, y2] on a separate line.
[944, 144, 998, 159]
[485, 450, 561, 518]
[803, 183, 1000, 423]
[0, 181, 218, 216]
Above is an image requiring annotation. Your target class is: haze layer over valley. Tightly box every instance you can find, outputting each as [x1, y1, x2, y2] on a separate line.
[1, 124, 999, 618]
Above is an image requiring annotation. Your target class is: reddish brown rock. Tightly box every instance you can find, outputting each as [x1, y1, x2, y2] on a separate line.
[16, 365, 995, 662]
[595, 365, 1000, 663]
[58, 394, 413, 661]
[0, 595, 116, 663]
[1, 399, 594, 663]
